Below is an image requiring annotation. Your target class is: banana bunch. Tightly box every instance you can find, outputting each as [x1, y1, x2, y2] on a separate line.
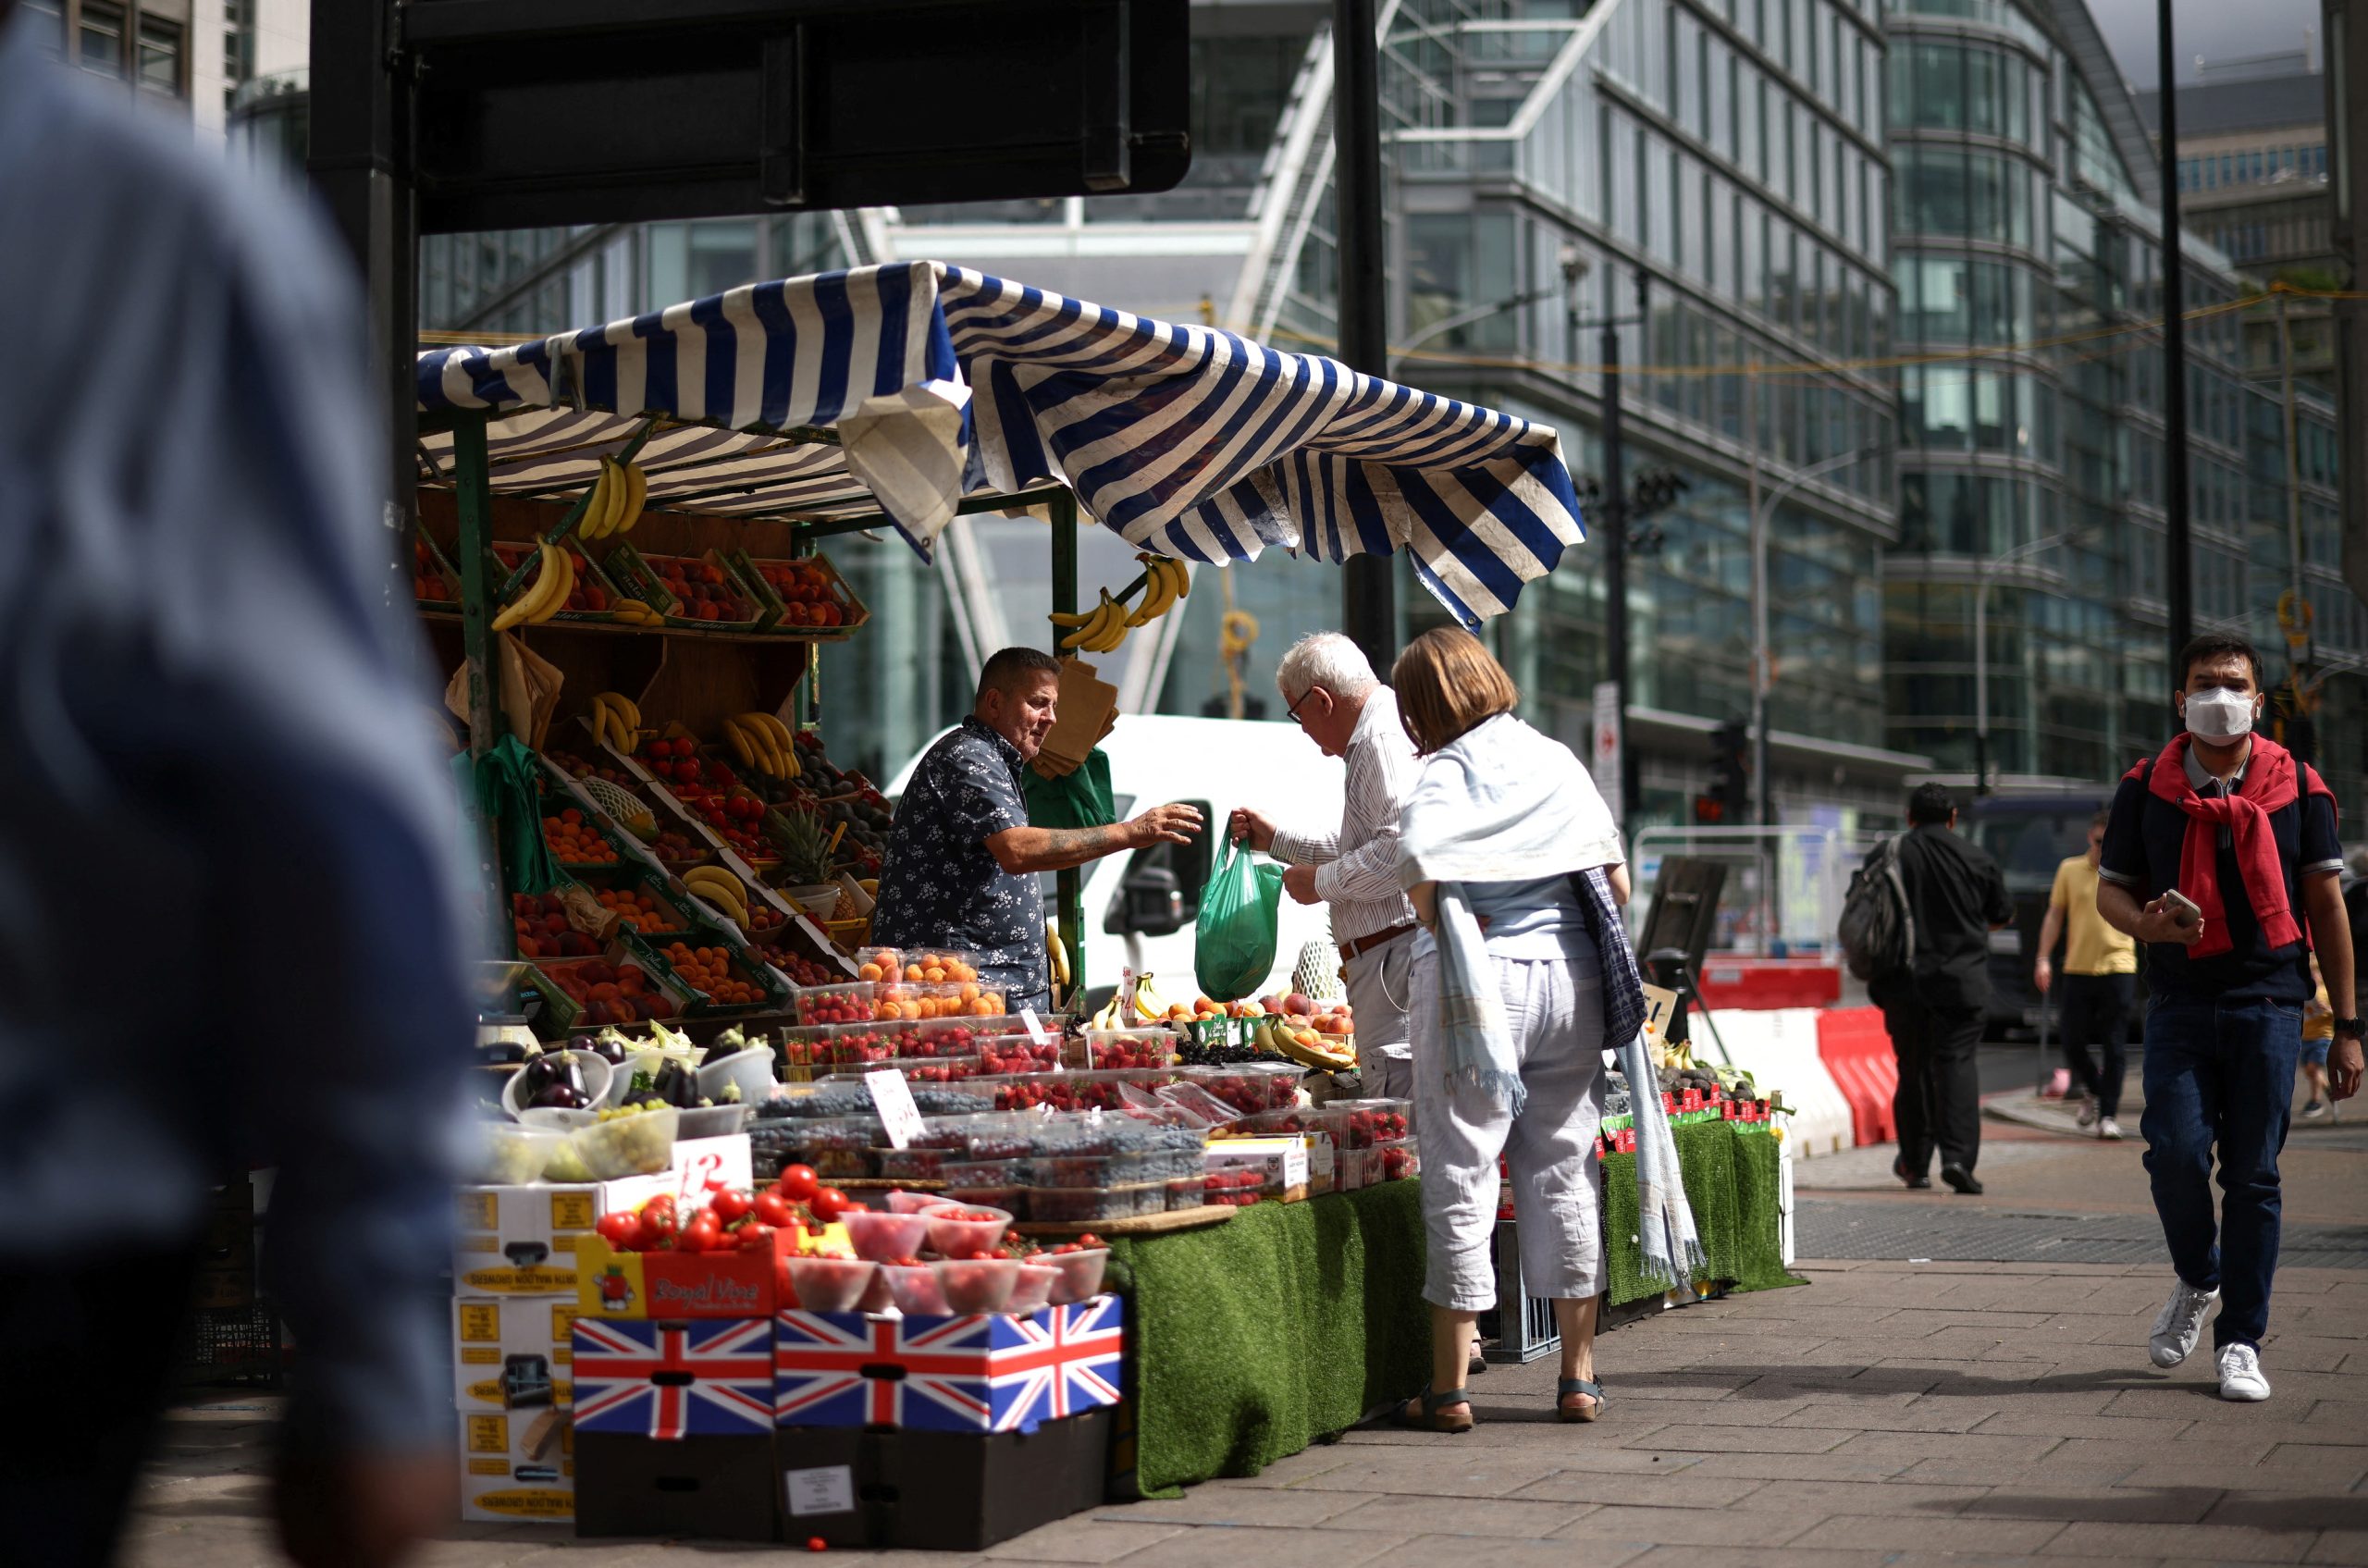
[1089, 992, 1123, 1030]
[723, 711, 802, 780]
[1130, 972, 1173, 1021]
[576, 457, 648, 540]
[610, 598, 664, 627]
[490, 540, 574, 632]
[1052, 589, 1129, 654]
[589, 691, 642, 752]
[683, 865, 751, 928]
[1124, 553, 1189, 627]
[1046, 919, 1070, 988]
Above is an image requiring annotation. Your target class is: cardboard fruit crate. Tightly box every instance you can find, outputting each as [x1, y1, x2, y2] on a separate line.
[599, 541, 766, 632]
[727, 549, 869, 636]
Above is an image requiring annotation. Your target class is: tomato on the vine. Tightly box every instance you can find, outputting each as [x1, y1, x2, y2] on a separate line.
[751, 1191, 796, 1230]
[711, 1190, 754, 1226]
[735, 1222, 777, 1253]
[775, 1165, 820, 1203]
[810, 1187, 850, 1221]
[595, 1211, 643, 1252]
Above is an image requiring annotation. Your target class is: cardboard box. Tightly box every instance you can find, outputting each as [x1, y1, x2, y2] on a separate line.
[1205, 1136, 1309, 1202]
[574, 1431, 778, 1541]
[775, 1411, 1113, 1551]
[572, 1316, 777, 1438]
[453, 1297, 581, 1413]
[772, 1295, 1124, 1433]
[456, 1403, 574, 1523]
[451, 1133, 755, 1295]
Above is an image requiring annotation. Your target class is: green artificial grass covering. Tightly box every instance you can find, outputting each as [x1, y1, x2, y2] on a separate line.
[1105, 1182, 1429, 1496]
[1602, 1119, 1803, 1304]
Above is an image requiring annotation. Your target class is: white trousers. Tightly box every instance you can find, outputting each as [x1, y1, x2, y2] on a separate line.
[1408, 948, 1606, 1312]
[1342, 931, 1414, 1099]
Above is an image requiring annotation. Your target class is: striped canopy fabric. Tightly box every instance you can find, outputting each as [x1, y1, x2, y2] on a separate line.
[417, 262, 1585, 623]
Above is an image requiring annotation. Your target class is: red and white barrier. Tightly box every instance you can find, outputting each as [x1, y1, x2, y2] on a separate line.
[1814, 1006, 1899, 1147]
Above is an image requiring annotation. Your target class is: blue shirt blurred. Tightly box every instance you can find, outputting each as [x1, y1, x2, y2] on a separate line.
[0, 17, 478, 1452]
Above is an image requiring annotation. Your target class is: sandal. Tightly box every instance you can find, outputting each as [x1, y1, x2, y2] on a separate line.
[1392, 1384, 1474, 1434]
[1557, 1377, 1605, 1424]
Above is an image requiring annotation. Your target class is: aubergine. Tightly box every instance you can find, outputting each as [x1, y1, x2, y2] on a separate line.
[649, 1058, 701, 1110]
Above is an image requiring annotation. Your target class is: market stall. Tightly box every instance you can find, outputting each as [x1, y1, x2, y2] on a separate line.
[423, 260, 1780, 1547]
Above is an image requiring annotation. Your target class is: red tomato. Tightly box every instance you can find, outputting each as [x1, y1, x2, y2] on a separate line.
[672, 735, 697, 758]
[810, 1187, 850, 1221]
[711, 1190, 754, 1225]
[594, 1211, 643, 1253]
[637, 1196, 677, 1241]
[775, 1165, 820, 1203]
[735, 1222, 777, 1253]
[752, 1191, 796, 1229]
[677, 1214, 722, 1253]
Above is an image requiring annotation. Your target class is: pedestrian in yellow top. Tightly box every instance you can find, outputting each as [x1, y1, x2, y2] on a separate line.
[2035, 810, 2140, 1138]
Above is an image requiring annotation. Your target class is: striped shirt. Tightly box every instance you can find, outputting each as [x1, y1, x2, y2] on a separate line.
[1271, 686, 1421, 946]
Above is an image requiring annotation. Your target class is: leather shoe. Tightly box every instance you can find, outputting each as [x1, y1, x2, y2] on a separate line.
[1893, 1154, 1931, 1191]
[1941, 1164, 1983, 1195]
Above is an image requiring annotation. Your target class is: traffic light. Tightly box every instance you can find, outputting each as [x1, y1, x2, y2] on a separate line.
[1702, 718, 1748, 826]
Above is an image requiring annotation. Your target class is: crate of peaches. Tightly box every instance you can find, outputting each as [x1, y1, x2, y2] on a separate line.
[601, 542, 761, 629]
[540, 805, 621, 868]
[657, 940, 783, 1015]
[413, 534, 459, 610]
[855, 946, 981, 985]
[535, 953, 687, 1029]
[727, 549, 867, 636]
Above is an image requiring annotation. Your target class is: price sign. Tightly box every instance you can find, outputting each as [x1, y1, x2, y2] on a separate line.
[866, 1068, 926, 1149]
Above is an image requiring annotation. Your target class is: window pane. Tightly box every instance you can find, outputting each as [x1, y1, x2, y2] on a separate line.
[139, 18, 182, 96]
[80, 0, 123, 74]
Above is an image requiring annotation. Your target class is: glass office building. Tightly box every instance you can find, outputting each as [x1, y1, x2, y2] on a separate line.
[1883, 0, 2362, 816]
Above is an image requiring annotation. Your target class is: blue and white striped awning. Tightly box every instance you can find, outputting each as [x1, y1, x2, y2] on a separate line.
[417, 262, 1585, 623]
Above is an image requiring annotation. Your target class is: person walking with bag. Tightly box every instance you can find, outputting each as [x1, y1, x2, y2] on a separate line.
[1386, 630, 1696, 1432]
[2035, 810, 2138, 1139]
[2096, 634, 2361, 1401]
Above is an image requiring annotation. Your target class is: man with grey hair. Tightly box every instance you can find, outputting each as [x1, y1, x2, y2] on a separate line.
[1230, 633, 1423, 1096]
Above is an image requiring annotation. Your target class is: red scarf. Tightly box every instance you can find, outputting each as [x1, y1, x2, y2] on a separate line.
[2128, 734, 2332, 958]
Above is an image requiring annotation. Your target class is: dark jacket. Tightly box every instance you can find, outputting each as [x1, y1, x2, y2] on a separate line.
[1893, 822, 2014, 1013]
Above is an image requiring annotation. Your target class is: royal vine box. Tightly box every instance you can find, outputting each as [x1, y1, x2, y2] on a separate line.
[771, 1295, 1124, 1434]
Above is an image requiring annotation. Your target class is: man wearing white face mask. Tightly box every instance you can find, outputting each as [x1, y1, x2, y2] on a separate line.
[2097, 635, 2362, 1404]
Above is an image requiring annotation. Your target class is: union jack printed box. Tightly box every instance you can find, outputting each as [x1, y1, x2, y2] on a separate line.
[571, 1316, 776, 1440]
[773, 1294, 1124, 1434]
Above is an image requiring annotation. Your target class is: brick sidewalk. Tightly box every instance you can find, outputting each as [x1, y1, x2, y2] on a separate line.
[122, 1258, 2368, 1568]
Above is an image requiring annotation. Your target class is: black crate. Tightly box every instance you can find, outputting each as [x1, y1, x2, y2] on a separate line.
[176, 1302, 286, 1389]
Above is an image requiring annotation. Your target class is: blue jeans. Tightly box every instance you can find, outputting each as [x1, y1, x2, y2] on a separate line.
[2140, 996, 2304, 1350]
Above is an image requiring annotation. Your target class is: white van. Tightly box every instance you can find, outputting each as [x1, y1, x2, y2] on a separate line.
[882, 715, 1348, 1007]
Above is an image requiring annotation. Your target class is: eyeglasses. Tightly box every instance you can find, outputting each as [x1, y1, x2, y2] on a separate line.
[1285, 685, 1325, 726]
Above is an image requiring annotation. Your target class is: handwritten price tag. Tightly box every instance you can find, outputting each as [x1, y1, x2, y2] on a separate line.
[1021, 1007, 1050, 1046]
[866, 1068, 926, 1149]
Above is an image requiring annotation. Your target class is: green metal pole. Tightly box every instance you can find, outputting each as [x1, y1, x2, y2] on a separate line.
[450, 411, 514, 958]
[453, 413, 500, 758]
[1050, 490, 1085, 1007]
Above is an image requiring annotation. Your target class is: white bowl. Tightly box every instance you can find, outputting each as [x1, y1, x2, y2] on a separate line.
[500, 1050, 614, 1119]
[675, 1103, 752, 1140]
[516, 1105, 599, 1132]
[697, 1045, 776, 1106]
[603, 1050, 670, 1108]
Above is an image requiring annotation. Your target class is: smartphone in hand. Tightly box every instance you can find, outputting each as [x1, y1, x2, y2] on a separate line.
[2161, 889, 2204, 931]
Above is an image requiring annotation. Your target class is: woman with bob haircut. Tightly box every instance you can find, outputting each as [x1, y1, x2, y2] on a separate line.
[1386, 628, 1697, 1432]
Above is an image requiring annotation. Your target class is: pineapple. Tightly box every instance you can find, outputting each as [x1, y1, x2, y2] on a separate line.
[767, 806, 836, 887]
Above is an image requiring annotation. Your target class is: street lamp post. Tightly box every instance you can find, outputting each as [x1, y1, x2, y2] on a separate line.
[1749, 443, 1872, 827]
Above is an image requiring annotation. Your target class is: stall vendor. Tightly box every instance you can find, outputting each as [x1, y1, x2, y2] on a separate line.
[871, 647, 1202, 1014]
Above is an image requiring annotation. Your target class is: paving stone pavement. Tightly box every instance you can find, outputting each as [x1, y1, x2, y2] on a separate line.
[122, 1259, 2368, 1568]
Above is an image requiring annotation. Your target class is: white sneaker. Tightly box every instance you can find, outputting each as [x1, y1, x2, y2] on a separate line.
[2217, 1342, 2271, 1401]
[2150, 1279, 2219, 1367]
[2098, 1117, 2123, 1141]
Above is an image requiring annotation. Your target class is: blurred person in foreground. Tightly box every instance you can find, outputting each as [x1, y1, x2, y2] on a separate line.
[1385, 629, 1689, 1431]
[871, 647, 1201, 1014]
[1873, 784, 2012, 1195]
[1228, 633, 1424, 1098]
[0, 10, 478, 1566]
[2098, 634, 2360, 1401]
[2033, 810, 2138, 1140]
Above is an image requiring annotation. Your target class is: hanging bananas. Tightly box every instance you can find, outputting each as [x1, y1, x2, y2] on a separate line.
[1124, 553, 1188, 627]
[590, 691, 642, 753]
[576, 457, 651, 541]
[1055, 590, 1129, 654]
[1049, 555, 1185, 655]
[723, 711, 803, 781]
[1046, 919, 1071, 989]
[491, 540, 573, 631]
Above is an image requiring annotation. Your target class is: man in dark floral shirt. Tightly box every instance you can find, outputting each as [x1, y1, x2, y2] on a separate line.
[873, 648, 1202, 1012]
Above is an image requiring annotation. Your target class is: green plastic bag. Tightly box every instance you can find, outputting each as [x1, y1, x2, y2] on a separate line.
[1194, 840, 1284, 1002]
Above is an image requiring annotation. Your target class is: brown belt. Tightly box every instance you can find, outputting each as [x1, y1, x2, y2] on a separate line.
[1339, 922, 1416, 961]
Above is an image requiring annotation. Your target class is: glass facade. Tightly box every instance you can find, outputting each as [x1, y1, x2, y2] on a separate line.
[1882, 0, 2363, 817]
